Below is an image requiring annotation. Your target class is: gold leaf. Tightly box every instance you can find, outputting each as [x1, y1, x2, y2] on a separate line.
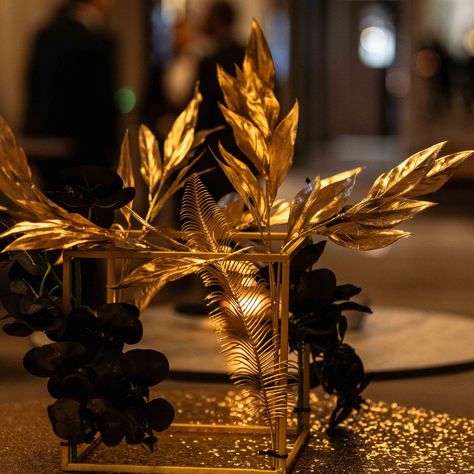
[216, 143, 266, 227]
[348, 198, 436, 228]
[407, 151, 473, 197]
[244, 19, 275, 90]
[139, 124, 161, 198]
[117, 131, 135, 226]
[1, 220, 108, 251]
[367, 142, 445, 199]
[217, 65, 242, 114]
[239, 73, 275, 139]
[117, 130, 135, 188]
[268, 101, 299, 201]
[309, 167, 362, 225]
[163, 87, 202, 173]
[218, 193, 245, 229]
[132, 281, 167, 312]
[0, 117, 32, 183]
[115, 256, 207, 288]
[269, 200, 290, 226]
[286, 176, 321, 240]
[320, 222, 411, 251]
[320, 167, 364, 188]
[219, 104, 268, 177]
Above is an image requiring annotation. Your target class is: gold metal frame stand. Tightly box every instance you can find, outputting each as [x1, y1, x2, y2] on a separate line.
[60, 246, 311, 473]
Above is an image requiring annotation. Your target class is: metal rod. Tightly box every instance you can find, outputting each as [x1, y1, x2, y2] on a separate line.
[168, 423, 271, 434]
[277, 256, 290, 472]
[63, 463, 278, 474]
[65, 249, 287, 263]
[106, 258, 116, 303]
[285, 429, 310, 473]
[303, 344, 311, 430]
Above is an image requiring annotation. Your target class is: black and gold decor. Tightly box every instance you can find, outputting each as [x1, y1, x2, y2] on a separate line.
[0, 20, 472, 474]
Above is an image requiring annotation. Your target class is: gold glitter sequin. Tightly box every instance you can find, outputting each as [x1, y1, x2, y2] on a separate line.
[0, 388, 472, 473]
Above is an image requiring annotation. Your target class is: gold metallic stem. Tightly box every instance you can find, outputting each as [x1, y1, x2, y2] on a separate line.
[64, 464, 277, 473]
[285, 429, 310, 473]
[303, 344, 311, 430]
[106, 258, 116, 303]
[277, 256, 290, 473]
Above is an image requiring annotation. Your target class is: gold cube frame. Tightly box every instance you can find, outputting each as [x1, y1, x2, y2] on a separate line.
[60, 235, 311, 473]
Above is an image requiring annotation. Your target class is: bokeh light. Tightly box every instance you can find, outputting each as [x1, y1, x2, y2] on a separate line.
[414, 49, 441, 78]
[115, 88, 136, 114]
[359, 25, 395, 68]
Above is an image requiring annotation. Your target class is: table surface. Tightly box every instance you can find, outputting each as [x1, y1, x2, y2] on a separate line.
[0, 385, 473, 473]
[138, 304, 474, 373]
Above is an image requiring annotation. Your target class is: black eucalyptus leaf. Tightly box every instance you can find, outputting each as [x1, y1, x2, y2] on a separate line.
[47, 398, 87, 444]
[15, 251, 47, 276]
[48, 165, 135, 228]
[334, 284, 361, 301]
[98, 303, 142, 344]
[9, 278, 34, 296]
[147, 398, 175, 432]
[60, 307, 100, 352]
[337, 301, 372, 314]
[61, 373, 96, 401]
[2, 321, 34, 337]
[300, 269, 337, 302]
[290, 241, 327, 282]
[339, 315, 348, 341]
[124, 403, 147, 445]
[23, 342, 86, 377]
[86, 398, 132, 447]
[122, 349, 169, 387]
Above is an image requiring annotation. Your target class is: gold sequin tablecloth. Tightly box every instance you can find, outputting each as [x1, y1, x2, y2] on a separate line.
[0, 386, 473, 473]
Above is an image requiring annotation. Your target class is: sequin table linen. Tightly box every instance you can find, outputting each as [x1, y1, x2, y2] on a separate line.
[0, 387, 472, 473]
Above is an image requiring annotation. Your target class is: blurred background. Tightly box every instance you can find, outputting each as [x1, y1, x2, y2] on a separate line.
[0, 0, 473, 418]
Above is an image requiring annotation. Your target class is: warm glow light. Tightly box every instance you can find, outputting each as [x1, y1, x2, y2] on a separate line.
[463, 29, 474, 56]
[220, 293, 269, 318]
[414, 49, 441, 78]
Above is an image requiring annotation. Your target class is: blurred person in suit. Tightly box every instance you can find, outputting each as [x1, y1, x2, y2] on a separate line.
[24, 0, 118, 309]
[25, 0, 118, 188]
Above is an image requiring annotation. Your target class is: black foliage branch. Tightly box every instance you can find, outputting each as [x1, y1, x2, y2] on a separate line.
[288, 239, 372, 433]
[259, 239, 372, 433]
[27, 304, 174, 448]
[1, 168, 173, 450]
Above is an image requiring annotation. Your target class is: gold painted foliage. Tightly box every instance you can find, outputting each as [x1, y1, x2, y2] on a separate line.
[217, 19, 299, 224]
[135, 87, 204, 224]
[0, 118, 149, 251]
[213, 21, 473, 251]
[319, 144, 472, 250]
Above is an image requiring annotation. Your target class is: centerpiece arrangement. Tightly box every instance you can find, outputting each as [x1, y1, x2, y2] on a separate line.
[1, 20, 471, 473]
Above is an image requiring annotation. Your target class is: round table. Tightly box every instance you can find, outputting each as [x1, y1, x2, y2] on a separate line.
[139, 304, 474, 377]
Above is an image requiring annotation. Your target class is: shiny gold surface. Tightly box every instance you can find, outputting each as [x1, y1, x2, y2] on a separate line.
[0, 389, 472, 473]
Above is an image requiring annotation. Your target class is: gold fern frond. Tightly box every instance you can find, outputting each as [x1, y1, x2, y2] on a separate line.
[181, 176, 292, 441]
[201, 259, 291, 432]
[181, 174, 236, 252]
